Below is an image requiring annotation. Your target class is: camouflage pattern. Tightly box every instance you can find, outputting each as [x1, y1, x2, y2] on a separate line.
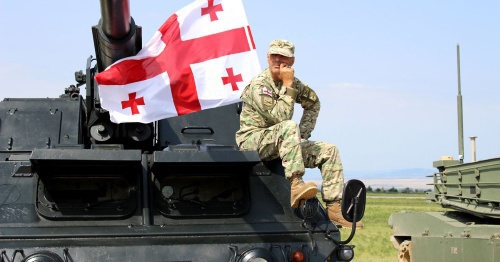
[268, 39, 295, 57]
[236, 68, 343, 201]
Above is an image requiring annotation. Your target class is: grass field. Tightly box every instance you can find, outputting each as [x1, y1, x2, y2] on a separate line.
[329, 193, 446, 262]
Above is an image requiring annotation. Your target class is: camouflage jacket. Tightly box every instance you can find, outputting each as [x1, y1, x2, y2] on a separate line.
[235, 68, 320, 146]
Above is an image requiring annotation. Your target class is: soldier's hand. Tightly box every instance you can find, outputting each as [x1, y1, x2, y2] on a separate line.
[279, 63, 294, 87]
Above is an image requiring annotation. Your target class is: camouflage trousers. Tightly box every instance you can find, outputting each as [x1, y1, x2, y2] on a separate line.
[239, 120, 343, 201]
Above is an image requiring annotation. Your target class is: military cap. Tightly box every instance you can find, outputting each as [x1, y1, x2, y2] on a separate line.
[268, 39, 295, 57]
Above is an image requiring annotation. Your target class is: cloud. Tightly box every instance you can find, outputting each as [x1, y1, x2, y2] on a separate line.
[293, 81, 460, 170]
[315, 82, 455, 129]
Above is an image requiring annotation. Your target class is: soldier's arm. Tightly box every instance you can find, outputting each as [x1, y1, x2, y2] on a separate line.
[297, 84, 320, 139]
[269, 85, 296, 122]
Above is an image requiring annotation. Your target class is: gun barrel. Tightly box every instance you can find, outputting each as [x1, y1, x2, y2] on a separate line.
[100, 0, 131, 39]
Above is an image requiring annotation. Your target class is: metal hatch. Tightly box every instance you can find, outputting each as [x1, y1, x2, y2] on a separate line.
[150, 145, 260, 218]
[0, 110, 62, 151]
[30, 148, 142, 220]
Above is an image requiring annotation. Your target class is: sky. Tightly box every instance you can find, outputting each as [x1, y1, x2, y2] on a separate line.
[1, 1, 499, 180]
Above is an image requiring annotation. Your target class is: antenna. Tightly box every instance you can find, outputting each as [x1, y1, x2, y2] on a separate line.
[456, 44, 464, 163]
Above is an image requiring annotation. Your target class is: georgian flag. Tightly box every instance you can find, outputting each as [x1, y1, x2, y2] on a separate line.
[95, 0, 261, 123]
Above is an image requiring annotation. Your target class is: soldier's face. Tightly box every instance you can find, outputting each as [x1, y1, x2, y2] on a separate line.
[267, 54, 294, 80]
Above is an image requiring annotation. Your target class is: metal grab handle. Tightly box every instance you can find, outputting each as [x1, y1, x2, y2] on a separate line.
[181, 126, 214, 135]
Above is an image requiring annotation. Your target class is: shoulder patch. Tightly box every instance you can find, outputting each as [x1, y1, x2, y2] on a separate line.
[261, 86, 273, 97]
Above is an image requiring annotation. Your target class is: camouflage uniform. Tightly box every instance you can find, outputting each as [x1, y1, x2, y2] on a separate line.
[236, 68, 344, 201]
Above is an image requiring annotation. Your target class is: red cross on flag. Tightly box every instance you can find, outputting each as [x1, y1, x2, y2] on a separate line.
[95, 0, 261, 123]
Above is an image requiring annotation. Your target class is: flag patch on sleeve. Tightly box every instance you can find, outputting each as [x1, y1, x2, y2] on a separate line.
[261, 86, 272, 97]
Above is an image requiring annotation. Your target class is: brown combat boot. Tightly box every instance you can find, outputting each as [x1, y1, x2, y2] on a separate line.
[290, 175, 318, 208]
[326, 200, 363, 229]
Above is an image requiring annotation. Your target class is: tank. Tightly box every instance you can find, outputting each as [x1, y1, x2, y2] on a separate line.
[388, 45, 500, 261]
[0, 1, 365, 261]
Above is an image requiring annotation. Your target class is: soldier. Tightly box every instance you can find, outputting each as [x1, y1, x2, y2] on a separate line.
[236, 39, 362, 228]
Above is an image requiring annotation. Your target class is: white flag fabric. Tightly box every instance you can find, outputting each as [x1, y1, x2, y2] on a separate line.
[95, 0, 261, 123]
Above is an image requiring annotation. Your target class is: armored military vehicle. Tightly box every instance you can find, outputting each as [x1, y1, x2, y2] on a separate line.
[0, 1, 365, 261]
[388, 46, 500, 261]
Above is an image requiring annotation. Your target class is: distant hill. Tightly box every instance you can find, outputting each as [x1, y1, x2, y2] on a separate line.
[346, 168, 435, 180]
[303, 168, 436, 190]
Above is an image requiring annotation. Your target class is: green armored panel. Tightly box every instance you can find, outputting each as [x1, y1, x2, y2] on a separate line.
[431, 157, 500, 219]
[412, 237, 498, 262]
